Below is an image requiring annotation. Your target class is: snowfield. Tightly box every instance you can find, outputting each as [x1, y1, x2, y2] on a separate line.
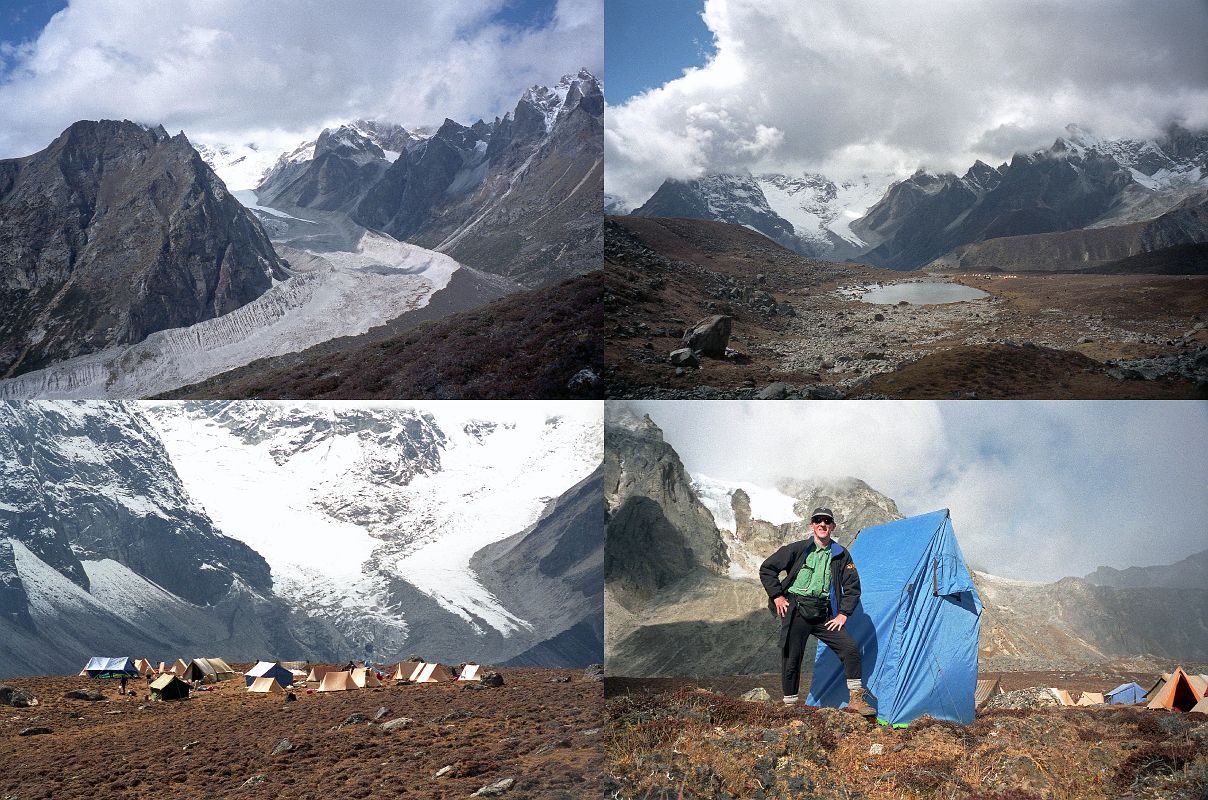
[0, 231, 461, 399]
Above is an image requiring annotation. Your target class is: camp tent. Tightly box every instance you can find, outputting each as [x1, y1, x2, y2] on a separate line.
[1147, 667, 1204, 712]
[391, 661, 422, 681]
[351, 668, 381, 688]
[1191, 697, 1208, 715]
[244, 661, 293, 688]
[457, 664, 482, 681]
[1105, 682, 1146, 705]
[1076, 692, 1105, 706]
[411, 663, 454, 683]
[170, 659, 190, 676]
[974, 678, 1003, 710]
[247, 677, 285, 694]
[318, 671, 358, 692]
[149, 674, 190, 701]
[1050, 688, 1076, 706]
[806, 509, 982, 726]
[133, 659, 154, 676]
[307, 665, 331, 682]
[180, 657, 236, 684]
[83, 657, 140, 679]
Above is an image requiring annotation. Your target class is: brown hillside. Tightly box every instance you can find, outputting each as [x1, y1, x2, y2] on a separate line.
[0, 668, 601, 799]
[162, 271, 603, 400]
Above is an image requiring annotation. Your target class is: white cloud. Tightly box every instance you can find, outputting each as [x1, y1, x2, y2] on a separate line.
[0, 0, 603, 158]
[605, 0, 1208, 209]
[628, 400, 1208, 582]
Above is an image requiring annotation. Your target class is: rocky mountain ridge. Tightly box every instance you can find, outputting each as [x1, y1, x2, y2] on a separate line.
[627, 123, 1208, 272]
[257, 70, 603, 287]
[0, 120, 288, 379]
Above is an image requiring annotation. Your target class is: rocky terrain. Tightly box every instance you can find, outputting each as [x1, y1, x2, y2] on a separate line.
[0, 666, 602, 799]
[604, 215, 1208, 399]
[604, 674, 1208, 800]
[603, 406, 1208, 679]
[0, 120, 287, 379]
[158, 270, 603, 400]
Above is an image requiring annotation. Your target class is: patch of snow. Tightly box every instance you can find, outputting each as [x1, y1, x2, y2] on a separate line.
[691, 473, 800, 533]
[382, 149, 400, 163]
[231, 190, 317, 222]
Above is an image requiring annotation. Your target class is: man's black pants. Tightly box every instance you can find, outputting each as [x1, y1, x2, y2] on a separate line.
[782, 605, 862, 697]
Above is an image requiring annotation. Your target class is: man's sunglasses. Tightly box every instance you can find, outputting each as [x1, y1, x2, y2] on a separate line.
[811, 517, 834, 525]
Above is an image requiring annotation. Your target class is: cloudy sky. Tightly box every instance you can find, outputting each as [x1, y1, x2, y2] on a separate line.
[605, 0, 1208, 209]
[0, 0, 603, 159]
[626, 400, 1208, 583]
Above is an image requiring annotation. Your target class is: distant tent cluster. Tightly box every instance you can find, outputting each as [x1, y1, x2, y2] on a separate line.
[74, 655, 490, 702]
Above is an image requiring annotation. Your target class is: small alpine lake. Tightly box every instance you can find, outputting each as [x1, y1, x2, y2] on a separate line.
[858, 282, 990, 305]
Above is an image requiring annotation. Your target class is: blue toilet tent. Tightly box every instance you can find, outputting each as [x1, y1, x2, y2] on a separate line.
[806, 509, 982, 726]
[1105, 682, 1146, 705]
[244, 661, 294, 687]
[83, 656, 139, 678]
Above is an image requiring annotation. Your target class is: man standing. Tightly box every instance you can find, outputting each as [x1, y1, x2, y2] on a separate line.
[759, 507, 875, 716]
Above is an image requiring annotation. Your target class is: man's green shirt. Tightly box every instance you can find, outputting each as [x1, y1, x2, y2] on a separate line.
[788, 541, 831, 598]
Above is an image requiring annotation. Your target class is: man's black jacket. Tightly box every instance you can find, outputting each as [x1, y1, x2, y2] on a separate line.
[759, 538, 862, 650]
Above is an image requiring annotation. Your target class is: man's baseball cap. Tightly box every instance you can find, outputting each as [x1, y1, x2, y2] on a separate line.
[810, 507, 835, 523]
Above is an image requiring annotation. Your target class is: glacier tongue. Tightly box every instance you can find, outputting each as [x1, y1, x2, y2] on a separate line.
[146, 403, 602, 641]
[0, 231, 461, 400]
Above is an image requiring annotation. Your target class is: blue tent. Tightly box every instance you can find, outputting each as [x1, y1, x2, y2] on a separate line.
[83, 656, 139, 678]
[1105, 682, 1146, 705]
[244, 661, 294, 687]
[806, 509, 982, 726]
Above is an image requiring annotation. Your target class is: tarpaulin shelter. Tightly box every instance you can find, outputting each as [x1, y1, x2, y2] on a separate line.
[391, 661, 422, 681]
[244, 661, 293, 688]
[318, 671, 358, 692]
[149, 674, 190, 701]
[1076, 692, 1105, 706]
[1147, 667, 1204, 712]
[1105, 682, 1146, 705]
[807, 509, 982, 726]
[82, 657, 140, 679]
[411, 663, 453, 683]
[247, 677, 285, 694]
[458, 664, 482, 681]
[351, 668, 381, 688]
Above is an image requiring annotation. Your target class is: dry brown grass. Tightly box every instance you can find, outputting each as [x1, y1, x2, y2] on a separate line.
[605, 688, 1208, 800]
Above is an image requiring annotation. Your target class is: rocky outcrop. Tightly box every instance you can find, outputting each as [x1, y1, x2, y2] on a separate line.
[351, 70, 603, 287]
[1083, 548, 1208, 590]
[0, 120, 288, 378]
[604, 405, 729, 609]
[256, 125, 391, 213]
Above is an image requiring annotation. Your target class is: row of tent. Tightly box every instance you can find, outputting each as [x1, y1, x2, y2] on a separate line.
[974, 669, 1208, 712]
[80, 657, 484, 701]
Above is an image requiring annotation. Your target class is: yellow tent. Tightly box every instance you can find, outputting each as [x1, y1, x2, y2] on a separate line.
[247, 677, 285, 694]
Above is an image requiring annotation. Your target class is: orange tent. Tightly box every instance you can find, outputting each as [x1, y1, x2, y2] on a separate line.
[1147, 667, 1204, 712]
[1076, 692, 1104, 706]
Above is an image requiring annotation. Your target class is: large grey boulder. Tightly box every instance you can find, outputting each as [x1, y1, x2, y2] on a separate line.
[682, 315, 732, 357]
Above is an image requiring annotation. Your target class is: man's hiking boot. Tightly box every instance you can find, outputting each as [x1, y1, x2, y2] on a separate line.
[847, 687, 876, 717]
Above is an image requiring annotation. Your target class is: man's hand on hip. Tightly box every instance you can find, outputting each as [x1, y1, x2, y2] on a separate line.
[774, 596, 789, 618]
[824, 613, 848, 631]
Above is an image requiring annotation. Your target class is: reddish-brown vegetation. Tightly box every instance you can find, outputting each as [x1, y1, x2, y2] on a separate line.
[1, 667, 601, 799]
